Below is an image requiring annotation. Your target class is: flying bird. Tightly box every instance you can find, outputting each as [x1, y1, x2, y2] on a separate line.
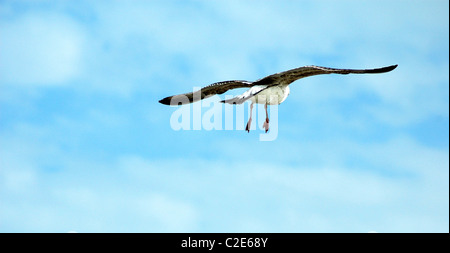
[159, 64, 398, 132]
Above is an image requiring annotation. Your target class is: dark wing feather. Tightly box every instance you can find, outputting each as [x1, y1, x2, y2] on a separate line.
[159, 80, 253, 105]
[254, 65, 398, 86]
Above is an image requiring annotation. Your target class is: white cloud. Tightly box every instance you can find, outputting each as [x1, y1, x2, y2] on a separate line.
[134, 193, 198, 232]
[0, 13, 85, 86]
[0, 0, 447, 233]
[2, 122, 447, 232]
[0, 164, 37, 194]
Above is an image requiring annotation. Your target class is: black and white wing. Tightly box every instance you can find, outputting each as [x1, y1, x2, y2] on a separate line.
[254, 65, 398, 86]
[159, 80, 253, 105]
[159, 65, 398, 106]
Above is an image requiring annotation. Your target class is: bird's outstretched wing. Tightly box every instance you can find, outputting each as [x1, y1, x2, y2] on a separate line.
[254, 65, 398, 86]
[159, 80, 253, 105]
[159, 65, 398, 105]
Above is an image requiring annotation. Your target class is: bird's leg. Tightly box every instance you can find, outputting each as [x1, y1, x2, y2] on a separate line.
[245, 102, 254, 133]
[263, 103, 269, 133]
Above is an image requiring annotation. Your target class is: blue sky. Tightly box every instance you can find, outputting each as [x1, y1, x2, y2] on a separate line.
[0, 0, 448, 232]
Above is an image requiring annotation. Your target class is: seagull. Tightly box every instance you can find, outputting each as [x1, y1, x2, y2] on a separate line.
[159, 64, 397, 132]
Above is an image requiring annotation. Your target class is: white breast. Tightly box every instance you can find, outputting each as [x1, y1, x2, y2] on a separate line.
[251, 85, 290, 105]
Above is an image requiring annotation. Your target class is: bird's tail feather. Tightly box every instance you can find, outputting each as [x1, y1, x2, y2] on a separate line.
[220, 96, 247, 104]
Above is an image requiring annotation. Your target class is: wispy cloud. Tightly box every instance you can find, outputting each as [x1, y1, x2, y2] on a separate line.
[0, 0, 448, 232]
[1, 12, 85, 86]
[1, 119, 447, 232]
